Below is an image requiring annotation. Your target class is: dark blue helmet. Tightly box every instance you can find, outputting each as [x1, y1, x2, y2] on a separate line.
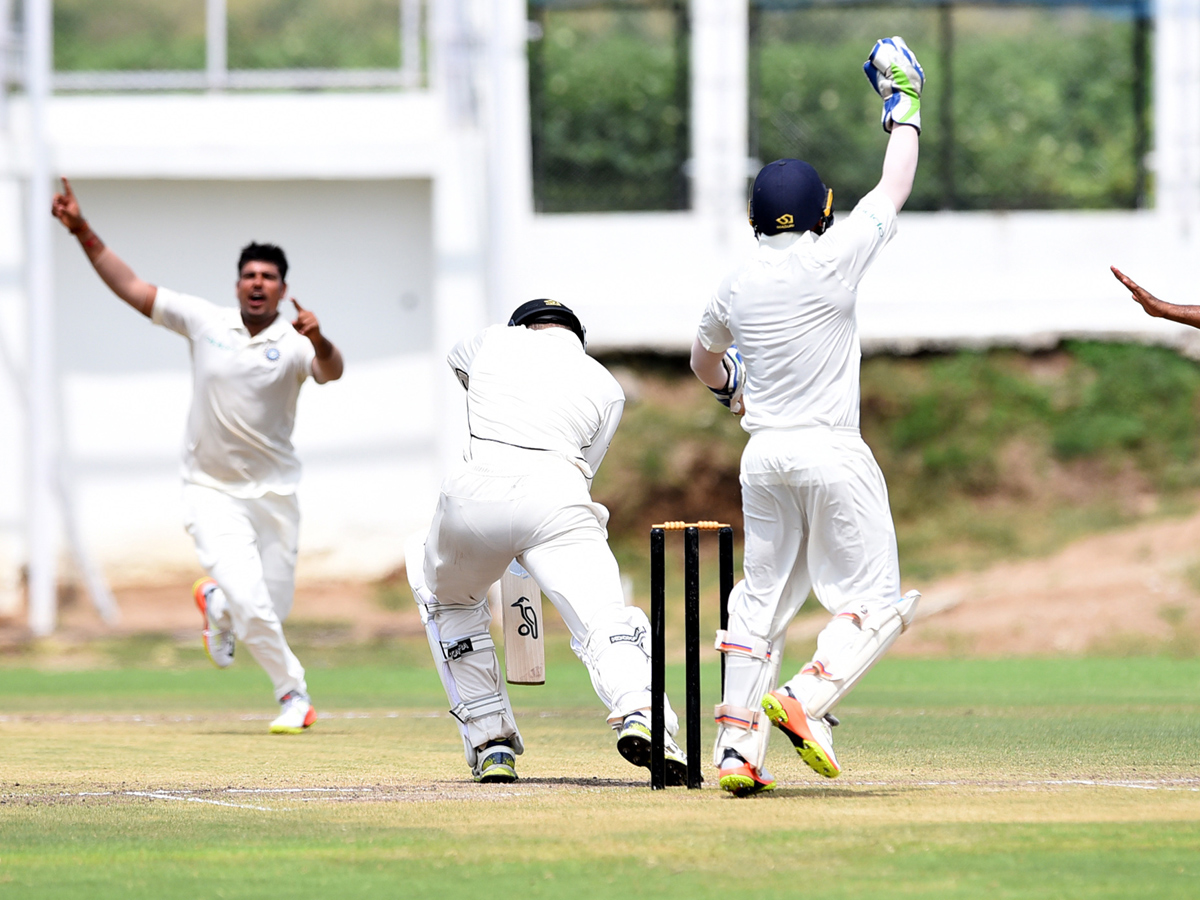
[508, 298, 586, 349]
[748, 159, 834, 237]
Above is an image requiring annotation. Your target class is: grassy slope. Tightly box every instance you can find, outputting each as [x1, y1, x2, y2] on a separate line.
[2, 657, 1199, 898]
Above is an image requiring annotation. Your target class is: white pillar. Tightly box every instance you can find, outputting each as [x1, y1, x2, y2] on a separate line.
[0, 0, 12, 128]
[430, 0, 490, 470]
[207, 0, 228, 90]
[690, 0, 749, 241]
[25, 0, 58, 636]
[1154, 0, 1200, 234]
[484, 0, 534, 323]
[401, 0, 423, 88]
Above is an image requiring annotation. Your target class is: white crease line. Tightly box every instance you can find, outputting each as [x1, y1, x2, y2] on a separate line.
[0, 711, 449, 724]
[224, 787, 374, 794]
[1036, 779, 1200, 791]
[896, 779, 1200, 792]
[10, 778, 1200, 805]
[125, 791, 274, 811]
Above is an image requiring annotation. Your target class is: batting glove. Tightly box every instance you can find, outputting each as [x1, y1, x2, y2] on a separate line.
[863, 36, 924, 134]
[707, 347, 746, 415]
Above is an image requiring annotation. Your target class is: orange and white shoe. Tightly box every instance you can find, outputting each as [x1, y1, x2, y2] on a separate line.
[192, 577, 234, 669]
[762, 687, 840, 778]
[717, 749, 776, 797]
[270, 690, 317, 734]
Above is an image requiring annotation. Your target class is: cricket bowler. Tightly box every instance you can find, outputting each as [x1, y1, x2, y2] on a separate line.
[407, 299, 688, 783]
[690, 38, 925, 795]
[52, 178, 344, 734]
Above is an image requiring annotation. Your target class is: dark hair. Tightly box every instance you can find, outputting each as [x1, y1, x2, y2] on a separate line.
[237, 242, 288, 281]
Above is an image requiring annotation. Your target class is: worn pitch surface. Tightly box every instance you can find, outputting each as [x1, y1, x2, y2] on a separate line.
[2, 658, 1198, 898]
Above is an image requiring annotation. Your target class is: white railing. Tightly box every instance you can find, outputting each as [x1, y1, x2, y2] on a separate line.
[11, 0, 426, 94]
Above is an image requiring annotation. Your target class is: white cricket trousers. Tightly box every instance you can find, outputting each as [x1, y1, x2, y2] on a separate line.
[424, 444, 673, 750]
[717, 426, 900, 764]
[183, 483, 307, 701]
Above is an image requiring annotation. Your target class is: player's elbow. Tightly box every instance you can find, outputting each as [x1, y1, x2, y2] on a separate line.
[688, 339, 710, 379]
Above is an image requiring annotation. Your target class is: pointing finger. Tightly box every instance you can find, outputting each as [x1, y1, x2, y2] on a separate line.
[291, 297, 305, 313]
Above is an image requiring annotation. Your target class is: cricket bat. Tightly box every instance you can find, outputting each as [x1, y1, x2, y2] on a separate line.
[500, 559, 545, 685]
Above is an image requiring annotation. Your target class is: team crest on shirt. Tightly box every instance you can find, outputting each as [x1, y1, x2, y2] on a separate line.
[265, 347, 281, 361]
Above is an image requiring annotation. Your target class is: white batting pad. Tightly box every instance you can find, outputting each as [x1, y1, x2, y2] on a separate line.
[712, 581, 783, 769]
[407, 536, 524, 767]
[573, 604, 679, 731]
[785, 590, 920, 720]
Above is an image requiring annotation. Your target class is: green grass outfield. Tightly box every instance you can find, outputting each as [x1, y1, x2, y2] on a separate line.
[2, 656, 1199, 898]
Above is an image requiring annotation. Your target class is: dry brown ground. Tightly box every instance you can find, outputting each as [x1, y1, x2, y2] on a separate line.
[6, 506, 1200, 657]
[0, 575, 426, 652]
[890, 506, 1200, 656]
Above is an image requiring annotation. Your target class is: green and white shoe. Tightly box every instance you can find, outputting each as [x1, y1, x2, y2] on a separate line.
[616, 711, 689, 786]
[474, 741, 518, 783]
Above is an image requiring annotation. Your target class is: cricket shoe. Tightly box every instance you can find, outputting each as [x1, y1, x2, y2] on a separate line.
[615, 711, 689, 786]
[192, 577, 234, 669]
[761, 687, 840, 778]
[270, 690, 317, 734]
[473, 740, 518, 783]
[717, 749, 776, 797]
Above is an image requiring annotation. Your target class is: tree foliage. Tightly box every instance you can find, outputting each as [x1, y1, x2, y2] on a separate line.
[53, 0, 402, 72]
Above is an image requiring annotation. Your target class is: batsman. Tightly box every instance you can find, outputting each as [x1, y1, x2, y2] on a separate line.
[690, 38, 924, 795]
[407, 300, 688, 783]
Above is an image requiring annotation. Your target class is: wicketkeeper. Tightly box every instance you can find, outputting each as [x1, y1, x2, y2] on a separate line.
[407, 300, 688, 783]
[52, 178, 344, 734]
[690, 38, 924, 795]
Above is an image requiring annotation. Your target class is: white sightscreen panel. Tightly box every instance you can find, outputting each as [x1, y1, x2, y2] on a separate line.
[54, 178, 433, 373]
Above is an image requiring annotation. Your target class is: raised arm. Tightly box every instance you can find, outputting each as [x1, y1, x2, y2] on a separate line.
[290, 298, 344, 383]
[877, 125, 919, 213]
[1111, 266, 1200, 329]
[50, 177, 156, 317]
[863, 37, 924, 212]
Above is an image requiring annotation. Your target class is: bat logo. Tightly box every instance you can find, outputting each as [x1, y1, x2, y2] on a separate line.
[511, 596, 539, 640]
[775, 213, 795, 229]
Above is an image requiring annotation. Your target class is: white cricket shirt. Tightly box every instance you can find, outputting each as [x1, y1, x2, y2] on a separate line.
[446, 324, 625, 480]
[152, 287, 316, 498]
[696, 187, 898, 432]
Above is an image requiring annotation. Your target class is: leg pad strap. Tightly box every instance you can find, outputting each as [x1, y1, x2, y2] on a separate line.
[439, 632, 496, 661]
[714, 702, 763, 731]
[714, 629, 773, 661]
[449, 692, 509, 724]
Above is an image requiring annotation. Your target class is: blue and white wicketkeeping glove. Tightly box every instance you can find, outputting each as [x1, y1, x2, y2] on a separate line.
[707, 347, 746, 415]
[863, 36, 924, 134]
